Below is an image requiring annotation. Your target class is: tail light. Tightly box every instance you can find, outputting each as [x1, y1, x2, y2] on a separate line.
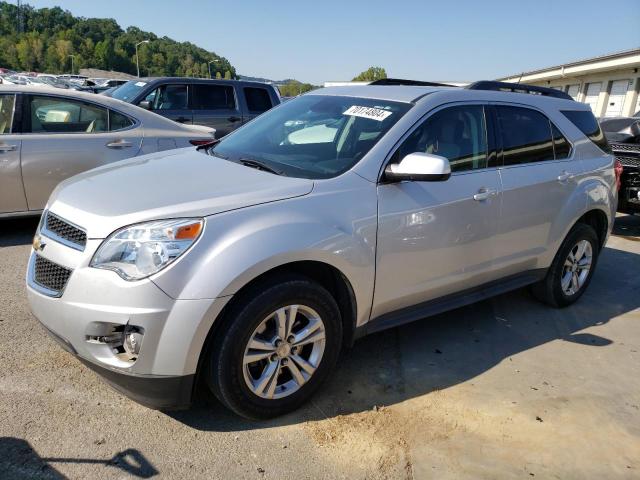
[614, 159, 623, 191]
[189, 139, 215, 146]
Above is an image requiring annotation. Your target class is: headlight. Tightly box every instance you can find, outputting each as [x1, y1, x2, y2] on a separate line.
[90, 218, 203, 280]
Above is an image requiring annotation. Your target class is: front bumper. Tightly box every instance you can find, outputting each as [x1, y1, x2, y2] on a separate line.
[26, 227, 230, 409]
[612, 144, 640, 214]
[40, 321, 194, 409]
[618, 169, 640, 214]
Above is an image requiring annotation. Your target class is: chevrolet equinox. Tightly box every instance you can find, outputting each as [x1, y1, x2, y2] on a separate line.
[27, 81, 617, 419]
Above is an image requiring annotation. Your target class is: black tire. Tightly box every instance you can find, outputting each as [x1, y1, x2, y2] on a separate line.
[531, 223, 600, 308]
[205, 275, 342, 419]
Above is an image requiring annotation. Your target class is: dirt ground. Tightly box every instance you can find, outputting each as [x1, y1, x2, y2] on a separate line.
[1, 214, 639, 479]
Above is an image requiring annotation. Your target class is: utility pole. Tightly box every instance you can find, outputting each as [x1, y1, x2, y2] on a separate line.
[68, 55, 75, 74]
[16, 0, 23, 34]
[135, 40, 149, 77]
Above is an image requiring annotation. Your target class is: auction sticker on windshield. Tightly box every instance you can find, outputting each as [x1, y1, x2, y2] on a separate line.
[343, 105, 392, 121]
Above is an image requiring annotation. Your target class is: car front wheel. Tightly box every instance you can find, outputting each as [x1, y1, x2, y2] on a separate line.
[206, 276, 342, 419]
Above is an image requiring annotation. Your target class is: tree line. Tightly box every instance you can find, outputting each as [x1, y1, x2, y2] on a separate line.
[277, 81, 316, 97]
[0, 1, 236, 78]
[352, 66, 387, 82]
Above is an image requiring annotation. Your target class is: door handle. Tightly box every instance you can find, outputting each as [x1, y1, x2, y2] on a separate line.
[473, 188, 497, 201]
[557, 171, 574, 183]
[106, 140, 133, 149]
[228, 116, 242, 123]
[175, 117, 190, 123]
[0, 144, 17, 152]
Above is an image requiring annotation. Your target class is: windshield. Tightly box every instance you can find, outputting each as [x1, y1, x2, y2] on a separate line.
[111, 80, 148, 102]
[210, 95, 411, 179]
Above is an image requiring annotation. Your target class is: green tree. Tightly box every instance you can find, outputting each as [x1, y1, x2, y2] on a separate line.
[0, 1, 238, 77]
[277, 81, 317, 97]
[352, 66, 387, 82]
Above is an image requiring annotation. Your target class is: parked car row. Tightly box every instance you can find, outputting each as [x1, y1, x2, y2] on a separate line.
[0, 71, 128, 93]
[0, 85, 216, 216]
[0, 76, 283, 216]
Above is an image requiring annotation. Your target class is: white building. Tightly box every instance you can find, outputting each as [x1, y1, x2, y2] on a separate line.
[498, 48, 640, 117]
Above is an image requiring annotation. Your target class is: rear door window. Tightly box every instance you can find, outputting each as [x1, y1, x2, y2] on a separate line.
[244, 87, 273, 113]
[561, 110, 612, 153]
[26, 95, 108, 133]
[497, 106, 554, 165]
[192, 84, 235, 110]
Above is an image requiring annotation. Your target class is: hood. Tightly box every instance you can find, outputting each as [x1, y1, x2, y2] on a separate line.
[47, 148, 314, 238]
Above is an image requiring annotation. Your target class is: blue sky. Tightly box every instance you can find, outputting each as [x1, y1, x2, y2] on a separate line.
[25, 0, 640, 84]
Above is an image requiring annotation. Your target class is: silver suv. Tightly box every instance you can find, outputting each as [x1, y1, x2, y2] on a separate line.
[27, 81, 617, 419]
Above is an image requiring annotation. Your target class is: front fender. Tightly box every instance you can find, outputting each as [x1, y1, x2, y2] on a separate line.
[152, 180, 378, 330]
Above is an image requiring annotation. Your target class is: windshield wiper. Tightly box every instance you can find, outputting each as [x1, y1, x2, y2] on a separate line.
[239, 158, 286, 176]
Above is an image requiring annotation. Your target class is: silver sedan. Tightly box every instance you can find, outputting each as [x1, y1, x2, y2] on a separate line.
[0, 85, 215, 216]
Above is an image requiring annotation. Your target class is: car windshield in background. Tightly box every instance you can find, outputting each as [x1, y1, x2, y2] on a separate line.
[210, 95, 412, 179]
[110, 80, 147, 102]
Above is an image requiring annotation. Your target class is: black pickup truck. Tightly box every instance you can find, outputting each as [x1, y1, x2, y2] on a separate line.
[601, 113, 640, 215]
[107, 77, 281, 137]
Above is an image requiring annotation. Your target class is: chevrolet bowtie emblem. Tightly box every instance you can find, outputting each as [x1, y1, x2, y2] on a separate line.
[32, 234, 46, 252]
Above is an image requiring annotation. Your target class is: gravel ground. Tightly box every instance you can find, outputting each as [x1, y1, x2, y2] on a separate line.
[1, 214, 639, 479]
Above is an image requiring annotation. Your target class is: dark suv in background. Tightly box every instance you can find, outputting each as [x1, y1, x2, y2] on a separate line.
[601, 111, 640, 214]
[109, 78, 281, 136]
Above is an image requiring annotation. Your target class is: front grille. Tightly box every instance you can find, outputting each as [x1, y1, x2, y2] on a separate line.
[44, 212, 87, 250]
[615, 156, 640, 169]
[33, 255, 72, 295]
[610, 142, 640, 154]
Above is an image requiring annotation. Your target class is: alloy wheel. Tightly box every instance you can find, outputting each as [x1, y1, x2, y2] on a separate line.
[561, 239, 593, 296]
[242, 304, 326, 399]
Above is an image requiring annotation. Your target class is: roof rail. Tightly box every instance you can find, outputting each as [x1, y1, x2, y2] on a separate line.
[369, 78, 454, 87]
[466, 81, 573, 101]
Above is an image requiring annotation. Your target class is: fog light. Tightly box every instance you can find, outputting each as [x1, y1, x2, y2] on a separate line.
[123, 325, 144, 358]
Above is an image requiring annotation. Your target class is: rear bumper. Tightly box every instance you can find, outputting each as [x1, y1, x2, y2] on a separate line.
[40, 321, 194, 410]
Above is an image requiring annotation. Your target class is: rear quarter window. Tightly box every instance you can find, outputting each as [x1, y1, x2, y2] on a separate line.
[109, 110, 135, 131]
[551, 124, 571, 159]
[561, 110, 612, 154]
[244, 87, 273, 113]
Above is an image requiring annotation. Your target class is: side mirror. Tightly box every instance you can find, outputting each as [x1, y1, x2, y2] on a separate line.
[384, 152, 451, 182]
[138, 100, 152, 110]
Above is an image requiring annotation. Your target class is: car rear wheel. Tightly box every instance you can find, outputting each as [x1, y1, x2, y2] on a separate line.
[205, 276, 342, 419]
[532, 223, 600, 308]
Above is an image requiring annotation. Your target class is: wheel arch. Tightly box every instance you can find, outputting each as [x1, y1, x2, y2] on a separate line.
[575, 208, 609, 249]
[224, 260, 358, 348]
[193, 259, 360, 393]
